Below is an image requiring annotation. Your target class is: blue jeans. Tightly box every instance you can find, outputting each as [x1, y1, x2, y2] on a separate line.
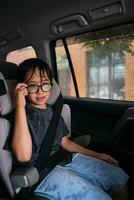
[34, 153, 129, 200]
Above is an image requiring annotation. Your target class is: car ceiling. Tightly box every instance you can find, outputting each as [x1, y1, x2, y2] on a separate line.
[0, 0, 134, 55]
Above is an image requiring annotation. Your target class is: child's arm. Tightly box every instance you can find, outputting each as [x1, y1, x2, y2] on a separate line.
[11, 83, 32, 162]
[61, 136, 118, 166]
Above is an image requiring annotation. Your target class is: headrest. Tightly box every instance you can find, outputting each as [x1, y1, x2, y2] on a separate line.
[0, 62, 17, 111]
[47, 79, 60, 105]
[0, 72, 12, 115]
[0, 61, 17, 80]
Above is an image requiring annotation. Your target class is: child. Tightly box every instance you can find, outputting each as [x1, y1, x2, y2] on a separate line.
[11, 58, 129, 200]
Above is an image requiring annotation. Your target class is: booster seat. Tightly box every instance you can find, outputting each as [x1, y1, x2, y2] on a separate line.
[0, 61, 91, 200]
[0, 70, 41, 199]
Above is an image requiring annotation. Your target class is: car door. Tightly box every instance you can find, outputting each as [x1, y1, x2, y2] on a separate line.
[50, 22, 134, 199]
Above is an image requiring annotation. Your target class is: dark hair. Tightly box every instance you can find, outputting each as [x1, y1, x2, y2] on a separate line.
[17, 58, 53, 83]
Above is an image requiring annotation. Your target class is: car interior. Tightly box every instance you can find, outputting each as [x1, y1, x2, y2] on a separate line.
[0, 0, 134, 199]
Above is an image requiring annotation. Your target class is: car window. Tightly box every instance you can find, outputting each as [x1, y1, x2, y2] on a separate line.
[6, 46, 36, 65]
[55, 23, 134, 101]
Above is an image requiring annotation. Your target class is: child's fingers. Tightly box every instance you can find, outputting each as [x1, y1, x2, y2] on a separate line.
[108, 157, 118, 166]
[14, 84, 28, 96]
[16, 87, 28, 96]
[15, 83, 28, 90]
[98, 153, 119, 166]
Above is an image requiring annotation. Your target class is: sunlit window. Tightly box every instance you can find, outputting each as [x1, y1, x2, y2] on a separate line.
[55, 23, 134, 101]
[6, 46, 36, 65]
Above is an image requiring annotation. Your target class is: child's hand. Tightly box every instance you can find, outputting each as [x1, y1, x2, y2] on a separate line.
[96, 153, 119, 166]
[14, 83, 28, 108]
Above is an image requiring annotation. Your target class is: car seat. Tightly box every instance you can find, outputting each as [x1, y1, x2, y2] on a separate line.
[0, 61, 91, 200]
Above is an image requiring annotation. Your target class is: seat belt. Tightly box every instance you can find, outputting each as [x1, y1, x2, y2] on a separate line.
[36, 92, 64, 173]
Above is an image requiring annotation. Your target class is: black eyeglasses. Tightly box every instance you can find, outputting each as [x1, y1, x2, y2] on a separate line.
[27, 83, 52, 94]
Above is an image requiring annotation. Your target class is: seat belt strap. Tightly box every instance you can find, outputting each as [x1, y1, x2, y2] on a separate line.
[36, 93, 63, 173]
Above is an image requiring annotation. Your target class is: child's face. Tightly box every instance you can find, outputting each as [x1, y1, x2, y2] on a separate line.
[25, 68, 52, 109]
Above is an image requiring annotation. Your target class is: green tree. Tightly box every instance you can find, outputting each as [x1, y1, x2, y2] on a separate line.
[74, 24, 134, 99]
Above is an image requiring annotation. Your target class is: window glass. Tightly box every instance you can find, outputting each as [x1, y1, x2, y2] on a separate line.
[55, 23, 134, 101]
[6, 46, 36, 65]
[55, 40, 76, 96]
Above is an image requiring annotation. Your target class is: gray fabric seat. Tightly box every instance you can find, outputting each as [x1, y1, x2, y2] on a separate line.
[0, 71, 40, 199]
[0, 72, 15, 198]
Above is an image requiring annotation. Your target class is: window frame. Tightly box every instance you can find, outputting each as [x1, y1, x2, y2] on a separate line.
[51, 22, 134, 102]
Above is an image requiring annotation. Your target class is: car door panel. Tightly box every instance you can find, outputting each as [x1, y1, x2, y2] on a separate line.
[64, 97, 134, 152]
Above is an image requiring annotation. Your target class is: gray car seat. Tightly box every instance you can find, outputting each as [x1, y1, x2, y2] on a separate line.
[0, 71, 14, 199]
[0, 71, 40, 199]
[0, 62, 91, 200]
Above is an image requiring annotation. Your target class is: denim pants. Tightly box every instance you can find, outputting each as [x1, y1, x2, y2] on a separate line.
[34, 153, 129, 200]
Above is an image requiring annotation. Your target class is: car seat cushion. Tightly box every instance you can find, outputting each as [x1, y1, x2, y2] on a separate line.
[0, 72, 12, 116]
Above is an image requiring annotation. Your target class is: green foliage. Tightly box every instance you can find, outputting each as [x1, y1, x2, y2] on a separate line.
[74, 24, 134, 59]
[84, 36, 134, 59]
